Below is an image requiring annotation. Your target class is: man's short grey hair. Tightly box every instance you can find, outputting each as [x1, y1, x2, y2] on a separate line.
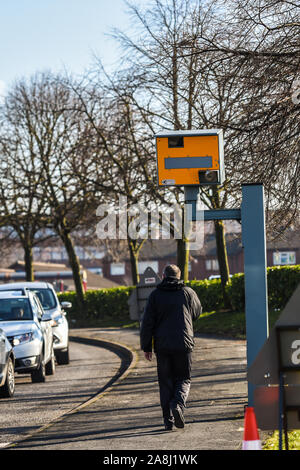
[163, 264, 181, 279]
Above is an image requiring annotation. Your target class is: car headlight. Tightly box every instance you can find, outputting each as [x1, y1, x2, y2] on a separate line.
[50, 316, 64, 327]
[13, 332, 34, 346]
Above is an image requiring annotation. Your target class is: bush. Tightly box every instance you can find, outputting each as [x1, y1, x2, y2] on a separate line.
[225, 273, 245, 311]
[187, 279, 224, 311]
[267, 265, 300, 310]
[226, 265, 300, 312]
[58, 286, 135, 327]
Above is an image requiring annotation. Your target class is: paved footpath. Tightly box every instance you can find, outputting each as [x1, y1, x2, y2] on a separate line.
[9, 327, 249, 451]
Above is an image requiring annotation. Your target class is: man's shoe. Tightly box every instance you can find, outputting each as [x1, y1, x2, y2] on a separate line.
[171, 406, 185, 429]
[164, 417, 174, 431]
[164, 423, 173, 431]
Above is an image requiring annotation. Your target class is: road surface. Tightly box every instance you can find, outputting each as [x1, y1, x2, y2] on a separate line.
[0, 338, 121, 448]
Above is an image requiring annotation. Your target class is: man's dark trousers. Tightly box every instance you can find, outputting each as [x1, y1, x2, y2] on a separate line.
[156, 351, 192, 425]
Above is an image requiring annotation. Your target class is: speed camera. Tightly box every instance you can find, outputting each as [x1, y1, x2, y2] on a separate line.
[155, 129, 225, 186]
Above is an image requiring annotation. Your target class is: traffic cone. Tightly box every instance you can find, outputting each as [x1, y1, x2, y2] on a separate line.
[242, 407, 262, 450]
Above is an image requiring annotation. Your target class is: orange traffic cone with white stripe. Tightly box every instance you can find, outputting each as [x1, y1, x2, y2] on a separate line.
[242, 407, 262, 450]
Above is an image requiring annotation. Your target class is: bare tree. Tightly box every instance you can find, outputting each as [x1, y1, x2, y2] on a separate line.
[109, 0, 235, 304]
[110, 0, 299, 304]
[108, 1, 203, 281]
[66, 75, 156, 284]
[190, 0, 300, 235]
[0, 81, 54, 280]
[0, 72, 95, 309]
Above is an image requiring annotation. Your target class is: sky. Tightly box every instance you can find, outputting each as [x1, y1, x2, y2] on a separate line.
[0, 0, 147, 97]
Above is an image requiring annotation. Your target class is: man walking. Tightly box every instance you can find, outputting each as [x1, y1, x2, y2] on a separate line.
[140, 264, 202, 431]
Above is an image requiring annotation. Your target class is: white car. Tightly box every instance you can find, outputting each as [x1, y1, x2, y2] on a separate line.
[0, 291, 55, 383]
[0, 328, 15, 397]
[0, 282, 70, 365]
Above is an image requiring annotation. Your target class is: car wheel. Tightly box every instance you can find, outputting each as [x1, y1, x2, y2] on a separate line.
[45, 348, 56, 376]
[31, 355, 46, 383]
[56, 346, 69, 365]
[0, 357, 15, 398]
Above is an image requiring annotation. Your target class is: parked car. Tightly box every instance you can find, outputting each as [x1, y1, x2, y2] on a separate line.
[0, 282, 70, 365]
[208, 274, 232, 280]
[0, 291, 55, 383]
[0, 328, 15, 398]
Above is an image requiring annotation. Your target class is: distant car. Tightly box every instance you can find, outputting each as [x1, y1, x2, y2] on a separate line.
[0, 282, 70, 365]
[208, 274, 232, 280]
[0, 291, 55, 383]
[0, 328, 15, 398]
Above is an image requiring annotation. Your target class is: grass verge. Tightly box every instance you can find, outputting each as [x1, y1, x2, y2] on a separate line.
[193, 309, 281, 339]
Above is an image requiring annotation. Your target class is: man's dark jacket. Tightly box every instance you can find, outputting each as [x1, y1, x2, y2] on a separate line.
[140, 276, 202, 354]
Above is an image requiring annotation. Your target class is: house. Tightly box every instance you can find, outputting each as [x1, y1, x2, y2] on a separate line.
[1, 221, 299, 287]
[4, 261, 120, 290]
[100, 224, 300, 285]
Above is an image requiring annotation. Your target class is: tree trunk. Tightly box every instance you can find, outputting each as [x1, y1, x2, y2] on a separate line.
[214, 219, 232, 309]
[177, 238, 189, 282]
[128, 239, 144, 285]
[60, 228, 86, 311]
[24, 243, 34, 281]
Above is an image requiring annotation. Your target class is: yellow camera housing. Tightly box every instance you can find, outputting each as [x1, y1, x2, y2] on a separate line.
[155, 129, 225, 186]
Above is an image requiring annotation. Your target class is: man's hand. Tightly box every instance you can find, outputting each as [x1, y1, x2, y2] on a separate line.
[144, 351, 152, 361]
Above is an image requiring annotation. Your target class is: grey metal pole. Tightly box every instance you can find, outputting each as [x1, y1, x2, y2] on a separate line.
[241, 184, 269, 406]
[184, 186, 200, 222]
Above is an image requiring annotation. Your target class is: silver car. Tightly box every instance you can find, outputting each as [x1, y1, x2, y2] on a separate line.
[0, 291, 55, 383]
[0, 282, 70, 365]
[0, 328, 15, 398]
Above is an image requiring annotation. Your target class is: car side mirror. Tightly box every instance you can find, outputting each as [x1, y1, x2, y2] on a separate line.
[61, 301, 72, 310]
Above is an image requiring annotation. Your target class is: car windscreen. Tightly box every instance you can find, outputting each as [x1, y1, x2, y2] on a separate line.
[0, 289, 25, 296]
[0, 298, 33, 321]
[27, 288, 57, 310]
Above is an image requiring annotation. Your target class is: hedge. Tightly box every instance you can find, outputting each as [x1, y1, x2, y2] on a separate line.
[58, 286, 135, 327]
[57, 265, 300, 327]
[226, 265, 300, 312]
[186, 278, 224, 311]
